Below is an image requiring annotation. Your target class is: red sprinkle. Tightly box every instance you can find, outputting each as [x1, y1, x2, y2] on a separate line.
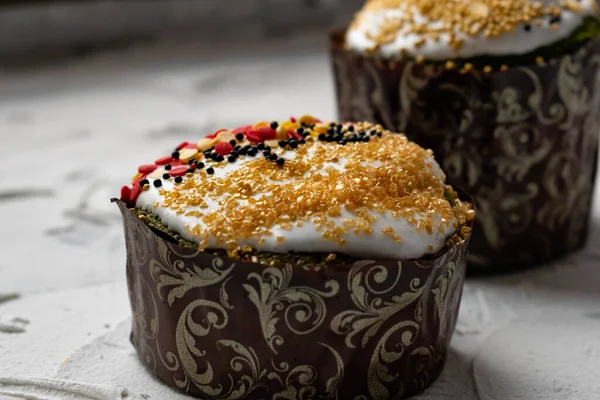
[130, 184, 141, 204]
[155, 156, 173, 165]
[138, 164, 157, 174]
[120, 186, 131, 203]
[169, 166, 189, 177]
[233, 125, 254, 134]
[246, 131, 263, 143]
[288, 129, 302, 140]
[290, 116, 297, 122]
[215, 142, 234, 155]
[257, 126, 276, 140]
[176, 141, 189, 150]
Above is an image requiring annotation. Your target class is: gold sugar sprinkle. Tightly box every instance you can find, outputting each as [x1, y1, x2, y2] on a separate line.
[445, 60, 456, 70]
[351, 0, 583, 58]
[147, 119, 472, 249]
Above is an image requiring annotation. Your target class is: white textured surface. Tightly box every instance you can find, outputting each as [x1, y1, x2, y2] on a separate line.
[346, 0, 598, 60]
[0, 40, 599, 399]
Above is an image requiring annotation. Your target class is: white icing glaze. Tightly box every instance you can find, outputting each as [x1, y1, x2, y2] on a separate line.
[135, 141, 457, 259]
[346, 0, 598, 60]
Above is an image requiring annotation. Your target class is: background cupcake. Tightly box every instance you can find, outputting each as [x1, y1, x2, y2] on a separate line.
[115, 116, 474, 399]
[330, 0, 600, 271]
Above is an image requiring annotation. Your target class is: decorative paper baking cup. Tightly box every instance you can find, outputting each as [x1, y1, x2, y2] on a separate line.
[114, 197, 472, 400]
[330, 31, 600, 271]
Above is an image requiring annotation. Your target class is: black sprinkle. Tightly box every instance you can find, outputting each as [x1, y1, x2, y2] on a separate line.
[377, 132, 382, 137]
[257, 143, 265, 150]
[298, 138, 306, 144]
[206, 167, 215, 175]
[269, 153, 278, 161]
[347, 125, 355, 132]
[279, 140, 287, 147]
[174, 176, 183, 183]
[229, 140, 237, 146]
[263, 147, 271, 154]
[524, 24, 532, 32]
[339, 139, 347, 145]
[235, 133, 244, 141]
[196, 162, 205, 168]
[171, 151, 180, 160]
[186, 168, 194, 174]
[153, 179, 162, 188]
[243, 144, 252, 150]
[276, 157, 285, 166]
[550, 15, 561, 24]
[239, 148, 248, 155]
[139, 179, 149, 187]
[318, 133, 327, 141]
[270, 121, 278, 129]
[234, 145, 242, 151]
[216, 155, 224, 162]
[164, 164, 172, 170]
[230, 151, 238, 157]
[329, 122, 336, 127]
[327, 128, 335, 135]
[369, 129, 377, 136]
[263, 151, 271, 158]
[188, 159, 196, 165]
[297, 127, 305, 134]
[248, 149, 258, 156]
[228, 155, 237, 163]
[162, 173, 171, 179]
[289, 141, 298, 149]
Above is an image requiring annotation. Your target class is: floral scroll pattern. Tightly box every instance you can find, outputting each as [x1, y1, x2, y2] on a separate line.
[116, 199, 470, 400]
[242, 265, 340, 354]
[331, 33, 600, 270]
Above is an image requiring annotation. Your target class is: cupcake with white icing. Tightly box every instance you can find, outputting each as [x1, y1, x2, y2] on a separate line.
[345, 0, 599, 68]
[330, 0, 600, 270]
[114, 116, 473, 399]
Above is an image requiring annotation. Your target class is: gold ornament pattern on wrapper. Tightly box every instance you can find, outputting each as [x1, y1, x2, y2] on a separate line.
[116, 200, 470, 400]
[331, 33, 600, 268]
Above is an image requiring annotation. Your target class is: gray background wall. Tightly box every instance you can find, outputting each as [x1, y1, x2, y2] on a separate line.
[0, 0, 363, 63]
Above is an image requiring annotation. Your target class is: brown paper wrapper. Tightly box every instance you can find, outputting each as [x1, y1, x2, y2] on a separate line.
[330, 31, 600, 271]
[114, 197, 472, 400]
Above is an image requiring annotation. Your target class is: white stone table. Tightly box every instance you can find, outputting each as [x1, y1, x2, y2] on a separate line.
[1, 37, 599, 399]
